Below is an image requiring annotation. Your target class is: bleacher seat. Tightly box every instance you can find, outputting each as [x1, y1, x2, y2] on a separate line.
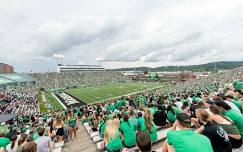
[52, 147, 62, 152]
[96, 128, 170, 151]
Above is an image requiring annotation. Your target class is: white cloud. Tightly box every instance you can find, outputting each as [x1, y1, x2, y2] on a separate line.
[0, 0, 243, 72]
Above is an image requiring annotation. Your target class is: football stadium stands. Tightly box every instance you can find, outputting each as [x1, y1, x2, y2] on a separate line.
[31, 71, 128, 90]
[0, 68, 242, 152]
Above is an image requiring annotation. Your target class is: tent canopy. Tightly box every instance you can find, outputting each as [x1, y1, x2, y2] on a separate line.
[0, 114, 18, 123]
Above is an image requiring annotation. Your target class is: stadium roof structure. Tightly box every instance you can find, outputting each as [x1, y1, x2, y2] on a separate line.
[0, 73, 35, 85]
[0, 114, 18, 123]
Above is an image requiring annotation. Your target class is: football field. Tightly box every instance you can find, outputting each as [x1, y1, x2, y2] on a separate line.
[66, 81, 170, 104]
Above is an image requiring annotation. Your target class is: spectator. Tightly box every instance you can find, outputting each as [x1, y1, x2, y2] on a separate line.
[136, 131, 155, 152]
[34, 128, 51, 152]
[153, 104, 167, 127]
[16, 134, 28, 152]
[67, 111, 77, 141]
[209, 105, 242, 148]
[215, 101, 243, 138]
[144, 109, 157, 142]
[0, 131, 10, 149]
[120, 114, 136, 148]
[162, 113, 213, 152]
[54, 116, 64, 142]
[22, 142, 37, 152]
[137, 112, 146, 131]
[195, 108, 232, 152]
[103, 120, 123, 152]
[6, 134, 18, 152]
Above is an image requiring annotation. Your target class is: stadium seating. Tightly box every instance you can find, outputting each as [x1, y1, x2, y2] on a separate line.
[31, 71, 128, 90]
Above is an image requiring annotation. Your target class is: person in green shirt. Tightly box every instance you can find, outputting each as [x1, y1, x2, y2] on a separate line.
[226, 94, 242, 112]
[115, 99, 123, 110]
[0, 132, 10, 149]
[32, 132, 39, 141]
[167, 105, 176, 123]
[162, 113, 213, 152]
[148, 104, 157, 116]
[120, 114, 136, 148]
[136, 131, 153, 152]
[107, 102, 116, 113]
[144, 109, 157, 142]
[68, 111, 77, 141]
[215, 101, 243, 137]
[99, 115, 107, 138]
[137, 112, 146, 131]
[103, 120, 123, 152]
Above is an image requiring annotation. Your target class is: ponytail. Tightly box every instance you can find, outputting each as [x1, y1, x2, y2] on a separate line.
[11, 140, 16, 149]
[145, 109, 152, 132]
[10, 135, 17, 149]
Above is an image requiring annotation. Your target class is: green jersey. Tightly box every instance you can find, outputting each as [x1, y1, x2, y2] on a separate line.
[0, 137, 10, 148]
[137, 117, 146, 131]
[120, 120, 136, 147]
[106, 130, 123, 151]
[167, 130, 213, 152]
[32, 133, 39, 141]
[223, 109, 243, 137]
[167, 111, 176, 122]
[69, 117, 76, 125]
[99, 122, 106, 138]
[145, 124, 157, 142]
[108, 104, 116, 112]
[150, 107, 157, 115]
[115, 101, 123, 109]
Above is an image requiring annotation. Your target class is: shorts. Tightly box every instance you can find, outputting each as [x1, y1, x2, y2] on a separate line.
[106, 147, 122, 152]
[56, 127, 64, 136]
[229, 137, 242, 148]
[69, 124, 76, 128]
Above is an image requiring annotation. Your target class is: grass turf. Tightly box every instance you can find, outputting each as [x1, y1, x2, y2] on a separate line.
[66, 81, 168, 103]
[38, 90, 64, 112]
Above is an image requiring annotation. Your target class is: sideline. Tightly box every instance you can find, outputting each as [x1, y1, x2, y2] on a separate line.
[51, 92, 67, 109]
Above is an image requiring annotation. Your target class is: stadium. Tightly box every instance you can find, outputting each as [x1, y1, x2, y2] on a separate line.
[1, 1, 243, 152]
[0, 65, 243, 152]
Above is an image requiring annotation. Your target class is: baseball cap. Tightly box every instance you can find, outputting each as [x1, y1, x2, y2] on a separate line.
[176, 113, 191, 128]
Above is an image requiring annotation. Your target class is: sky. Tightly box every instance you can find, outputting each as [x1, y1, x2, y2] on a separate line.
[0, 0, 243, 72]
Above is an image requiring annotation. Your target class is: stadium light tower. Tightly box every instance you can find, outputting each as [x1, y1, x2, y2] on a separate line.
[53, 54, 65, 65]
[96, 57, 104, 66]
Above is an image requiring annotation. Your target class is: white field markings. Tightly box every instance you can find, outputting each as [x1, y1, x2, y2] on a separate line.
[51, 92, 67, 109]
[86, 85, 164, 104]
[41, 93, 47, 103]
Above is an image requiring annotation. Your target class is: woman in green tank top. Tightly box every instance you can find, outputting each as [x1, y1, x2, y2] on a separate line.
[68, 111, 77, 141]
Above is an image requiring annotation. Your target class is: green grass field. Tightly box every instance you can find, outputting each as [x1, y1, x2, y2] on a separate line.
[38, 90, 64, 112]
[66, 81, 169, 103]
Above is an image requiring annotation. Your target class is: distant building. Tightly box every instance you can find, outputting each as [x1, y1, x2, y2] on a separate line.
[57, 64, 105, 72]
[0, 63, 14, 74]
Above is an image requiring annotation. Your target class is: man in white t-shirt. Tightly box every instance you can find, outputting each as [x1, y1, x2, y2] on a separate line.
[35, 127, 51, 152]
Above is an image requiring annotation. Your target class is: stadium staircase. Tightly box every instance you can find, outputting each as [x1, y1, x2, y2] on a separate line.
[62, 124, 96, 152]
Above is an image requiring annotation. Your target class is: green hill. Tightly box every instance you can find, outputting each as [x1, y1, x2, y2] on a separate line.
[112, 61, 243, 72]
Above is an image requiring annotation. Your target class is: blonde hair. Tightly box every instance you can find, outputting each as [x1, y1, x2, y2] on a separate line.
[196, 108, 210, 122]
[104, 120, 117, 140]
[144, 108, 153, 132]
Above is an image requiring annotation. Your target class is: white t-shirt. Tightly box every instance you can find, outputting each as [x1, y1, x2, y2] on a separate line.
[6, 143, 17, 152]
[35, 136, 51, 152]
[174, 102, 183, 110]
[224, 100, 241, 113]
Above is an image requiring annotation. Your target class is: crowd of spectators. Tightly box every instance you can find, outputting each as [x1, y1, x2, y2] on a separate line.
[0, 68, 242, 152]
[31, 71, 128, 90]
[0, 85, 37, 115]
